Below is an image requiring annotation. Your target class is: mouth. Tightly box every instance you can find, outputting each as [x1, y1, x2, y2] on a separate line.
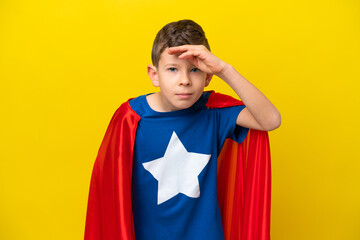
[176, 93, 192, 99]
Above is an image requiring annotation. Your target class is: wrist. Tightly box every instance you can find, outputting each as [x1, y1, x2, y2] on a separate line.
[216, 63, 233, 80]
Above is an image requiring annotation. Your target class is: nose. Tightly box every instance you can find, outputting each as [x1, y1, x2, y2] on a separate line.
[179, 72, 191, 86]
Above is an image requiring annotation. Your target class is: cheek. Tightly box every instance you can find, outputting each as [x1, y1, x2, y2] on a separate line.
[194, 76, 207, 87]
[159, 72, 178, 84]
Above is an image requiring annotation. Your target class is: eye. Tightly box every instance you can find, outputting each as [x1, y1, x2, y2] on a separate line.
[168, 67, 177, 72]
[191, 68, 200, 72]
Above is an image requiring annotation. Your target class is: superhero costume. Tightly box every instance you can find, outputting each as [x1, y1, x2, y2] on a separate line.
[84, 91, 271, 240]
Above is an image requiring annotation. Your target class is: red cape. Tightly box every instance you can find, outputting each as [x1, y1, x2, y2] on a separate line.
[85, 91, 271, 240]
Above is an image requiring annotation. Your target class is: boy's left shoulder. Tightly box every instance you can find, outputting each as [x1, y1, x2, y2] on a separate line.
[204, 90, 244, 109]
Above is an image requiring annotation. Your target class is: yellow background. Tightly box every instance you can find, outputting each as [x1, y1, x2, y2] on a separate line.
[1, 0, 359, 239]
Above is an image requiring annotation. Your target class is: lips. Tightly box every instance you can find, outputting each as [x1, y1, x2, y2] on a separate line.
[176, 93, 192, 99]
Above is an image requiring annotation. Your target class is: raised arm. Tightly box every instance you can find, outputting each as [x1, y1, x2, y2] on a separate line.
[217, 64, 281, 131]
[168, 45, 281, 131]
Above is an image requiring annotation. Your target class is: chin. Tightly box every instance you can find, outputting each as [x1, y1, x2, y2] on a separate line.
[176, 101, 196, 110]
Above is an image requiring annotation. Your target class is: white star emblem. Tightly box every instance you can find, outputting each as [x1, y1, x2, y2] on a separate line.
[142, 132, 211, 205]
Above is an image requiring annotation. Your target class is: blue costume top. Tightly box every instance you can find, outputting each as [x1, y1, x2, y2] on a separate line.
[129, 92, 248, 240]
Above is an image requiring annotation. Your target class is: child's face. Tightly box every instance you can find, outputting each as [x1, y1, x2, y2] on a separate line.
[149, 48, 212, 111]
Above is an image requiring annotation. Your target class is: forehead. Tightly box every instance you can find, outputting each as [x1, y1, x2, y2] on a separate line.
[158, 48, 193, 67]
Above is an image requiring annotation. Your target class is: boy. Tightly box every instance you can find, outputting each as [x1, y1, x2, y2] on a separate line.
[85, 19, 280, 240]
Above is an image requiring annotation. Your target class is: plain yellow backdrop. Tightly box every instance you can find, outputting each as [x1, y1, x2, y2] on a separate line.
[1, 0, 359, 239]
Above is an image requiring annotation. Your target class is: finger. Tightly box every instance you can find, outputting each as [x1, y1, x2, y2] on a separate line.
[167, 46, 189, 55]
[178, 50, 204, 60]
[168, 45, 201, 55]
[179, 56, 200, 69]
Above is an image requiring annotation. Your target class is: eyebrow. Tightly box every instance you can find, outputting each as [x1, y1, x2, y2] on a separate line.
[163, 63, 181, 67]
[163, 63, 198, 69]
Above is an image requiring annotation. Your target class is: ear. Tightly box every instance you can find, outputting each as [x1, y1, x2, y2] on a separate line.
[204, 73, 213, 87]
[147, 64, 159, 87]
